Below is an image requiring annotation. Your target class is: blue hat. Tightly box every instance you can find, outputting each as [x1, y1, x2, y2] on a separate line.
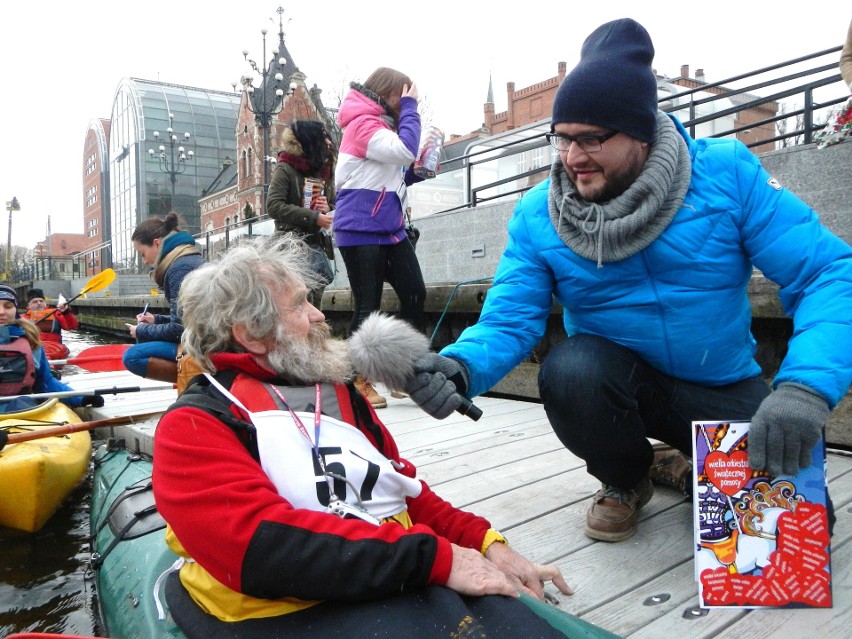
[0, 285, 18, 305]
[552, 18, 658, 143]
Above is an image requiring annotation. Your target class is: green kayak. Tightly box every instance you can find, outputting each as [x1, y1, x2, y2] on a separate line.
[90, 444, 185, 639]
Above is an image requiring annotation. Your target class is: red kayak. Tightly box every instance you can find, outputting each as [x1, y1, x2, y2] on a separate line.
[43, 340, 71, 362]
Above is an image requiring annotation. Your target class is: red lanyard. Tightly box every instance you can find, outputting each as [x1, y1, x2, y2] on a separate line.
[267, 383, 325, 474]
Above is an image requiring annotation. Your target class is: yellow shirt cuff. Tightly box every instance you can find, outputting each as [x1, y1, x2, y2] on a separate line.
[480, 528, 508, 555]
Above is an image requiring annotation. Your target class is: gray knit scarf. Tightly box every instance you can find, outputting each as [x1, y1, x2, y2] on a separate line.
[547, 112, 692, 267]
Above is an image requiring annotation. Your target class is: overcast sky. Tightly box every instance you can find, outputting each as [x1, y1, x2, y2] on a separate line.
[0, 0, 848, 249]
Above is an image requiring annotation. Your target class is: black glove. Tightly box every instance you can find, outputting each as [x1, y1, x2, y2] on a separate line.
[749, 383, 828, 476]
[404, 354, 470, 419]
[79, 395, 105, 408]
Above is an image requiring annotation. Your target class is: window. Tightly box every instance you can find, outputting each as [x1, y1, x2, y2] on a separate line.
[531, 146, 544, 169]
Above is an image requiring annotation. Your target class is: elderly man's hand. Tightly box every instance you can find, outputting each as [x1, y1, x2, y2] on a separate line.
[485, 541, 574, 600]
[446, 544, 517, 598]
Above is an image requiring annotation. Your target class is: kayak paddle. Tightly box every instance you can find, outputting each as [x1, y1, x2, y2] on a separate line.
[0, 384, 176, 404]
[0, 412, 162, 450]
[39, 268, 117, 321]
[51, 344, 132, 372]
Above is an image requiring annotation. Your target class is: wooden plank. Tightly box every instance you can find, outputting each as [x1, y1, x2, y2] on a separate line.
[384, 396, 547, 447]
[394, 413, 553, 457]
[414, 431, 571, 487]
[431, 453, 588, 512]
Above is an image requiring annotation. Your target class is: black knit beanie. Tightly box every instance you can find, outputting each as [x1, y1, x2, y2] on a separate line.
[552, 18, 658, 143]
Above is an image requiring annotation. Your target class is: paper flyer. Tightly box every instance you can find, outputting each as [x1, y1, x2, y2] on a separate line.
[693, 420, 832, 608]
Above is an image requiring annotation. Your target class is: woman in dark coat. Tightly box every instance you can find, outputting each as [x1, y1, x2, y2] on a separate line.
[266, 119, 337, 307]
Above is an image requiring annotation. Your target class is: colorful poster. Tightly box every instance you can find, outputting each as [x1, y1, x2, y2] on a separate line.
[692, 421, 832, 608]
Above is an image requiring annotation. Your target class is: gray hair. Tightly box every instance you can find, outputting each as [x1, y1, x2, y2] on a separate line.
[179, 234, 323, 371]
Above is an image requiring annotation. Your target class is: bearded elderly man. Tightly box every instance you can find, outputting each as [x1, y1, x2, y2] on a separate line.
[405, 18, 852, 543]
[150, 236, 618, 639]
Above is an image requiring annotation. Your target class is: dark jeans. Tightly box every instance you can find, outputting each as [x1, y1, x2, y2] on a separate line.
[538, 334, 771, 490]
[339, 240, 426, 334]
[306, 245, 333, 309]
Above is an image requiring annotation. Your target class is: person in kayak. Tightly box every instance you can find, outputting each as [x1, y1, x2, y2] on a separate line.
[22, 288, 79, 360]
[151, 236, 603, 639]
[0, 285, 102, 413]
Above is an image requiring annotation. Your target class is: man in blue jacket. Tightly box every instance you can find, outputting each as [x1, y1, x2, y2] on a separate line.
[404, 18, 852, 542]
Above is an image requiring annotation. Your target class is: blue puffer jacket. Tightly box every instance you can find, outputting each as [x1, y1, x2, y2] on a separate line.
[443, 115, 852, 409]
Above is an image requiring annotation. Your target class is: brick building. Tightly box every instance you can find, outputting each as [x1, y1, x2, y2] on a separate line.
[82, 118, 111, 275]
[428, 62, 778, 219]
[198, 24, 335, 242]
[447, 62, 776, 153]
[32, 232, 88, 281]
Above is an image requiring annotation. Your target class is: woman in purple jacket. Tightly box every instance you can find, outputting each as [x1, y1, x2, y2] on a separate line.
[333, 67, 427, 407]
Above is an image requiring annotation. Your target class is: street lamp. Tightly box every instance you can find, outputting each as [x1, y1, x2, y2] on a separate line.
[5, 197, 20, 282]
[240, 7, 290, 215]
[148, 112, 194, 211]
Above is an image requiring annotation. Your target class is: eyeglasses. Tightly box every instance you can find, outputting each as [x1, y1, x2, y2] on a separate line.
[545, 130, 619, 153]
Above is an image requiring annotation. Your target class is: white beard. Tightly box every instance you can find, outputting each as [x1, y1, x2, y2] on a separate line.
[266, 323, 353, 385]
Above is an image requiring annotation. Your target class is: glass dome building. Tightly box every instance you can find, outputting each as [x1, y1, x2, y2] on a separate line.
[108, 78, 240, 272]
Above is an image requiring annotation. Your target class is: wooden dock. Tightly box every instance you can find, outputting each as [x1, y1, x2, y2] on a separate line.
[71, 371, 852, 639]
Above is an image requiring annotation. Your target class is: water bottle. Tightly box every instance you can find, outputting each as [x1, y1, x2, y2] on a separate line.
[413, 126, 444, 179]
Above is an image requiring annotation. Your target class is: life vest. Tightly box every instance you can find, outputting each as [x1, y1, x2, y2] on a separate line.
[0, 335, 37, 396]
[23, 308, 61, 337]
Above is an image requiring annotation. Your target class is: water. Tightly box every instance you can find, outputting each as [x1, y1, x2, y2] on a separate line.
[0, 330, 123, 638]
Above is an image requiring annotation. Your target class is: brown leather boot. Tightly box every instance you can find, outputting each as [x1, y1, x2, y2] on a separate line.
[144, 357, 178, 383]
[354, 375, 387, 409]
[648, 443, 692, 497]
[585, 476, 654, 542]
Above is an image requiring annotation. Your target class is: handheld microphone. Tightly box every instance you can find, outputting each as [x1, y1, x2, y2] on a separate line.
[349, 313, 482, 421]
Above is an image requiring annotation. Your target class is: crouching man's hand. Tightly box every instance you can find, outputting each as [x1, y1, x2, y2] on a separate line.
[749, 383, 827, 476]
[404, 354, 470, 419]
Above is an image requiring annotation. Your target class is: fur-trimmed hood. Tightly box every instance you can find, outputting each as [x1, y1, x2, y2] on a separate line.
[278, 126, 304, 157]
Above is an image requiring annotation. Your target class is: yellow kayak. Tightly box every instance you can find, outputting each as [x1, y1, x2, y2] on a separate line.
[0, 398, 90, 532]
